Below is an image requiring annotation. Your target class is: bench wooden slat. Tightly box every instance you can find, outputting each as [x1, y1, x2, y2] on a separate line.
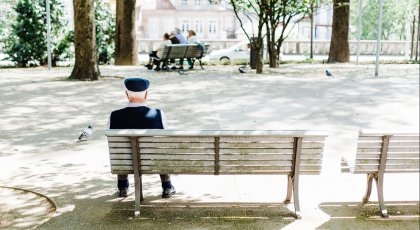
[140, 136, 214, 142]
[358, 141, 419, 148]
[220, 142, 293, 148]
[141, 170, 215, 174]
[358, 147, 419, 153]
[106, 129, 329, 137]
[139, 148, 214, 154]
[220, 154, 292, 161]
[139, 142, 214, 148]
[359, 135, 420, 141]
[109, 148, 133, 154]
[140, 154, 214, 160]
[110, 154, 132, 160]
[108, 142, 132, 148]
[107, 136, 130, 142]
[219, 148, 292, 154]
[141, 160, 214, 167]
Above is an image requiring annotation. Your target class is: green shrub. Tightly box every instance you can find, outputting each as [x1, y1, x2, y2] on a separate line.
[4, 0, 71, 67]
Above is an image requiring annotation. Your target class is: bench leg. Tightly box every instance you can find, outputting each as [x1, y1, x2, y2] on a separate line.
[284, 174, 301, 219]
[134, 174, 142, 217]
[362, 173, 375, 203]
[363, 173, 388, 218]
[284, 174, 293, 204]
[375, 173, 389, 218]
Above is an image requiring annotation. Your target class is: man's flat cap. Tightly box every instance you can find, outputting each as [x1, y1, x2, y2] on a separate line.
[124, 78, 150, 92]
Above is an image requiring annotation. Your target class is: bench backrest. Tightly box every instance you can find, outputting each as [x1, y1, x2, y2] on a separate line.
[106, 130, 327, 176]
[161, 44, 208, 60]
[352, 130, 419, 173]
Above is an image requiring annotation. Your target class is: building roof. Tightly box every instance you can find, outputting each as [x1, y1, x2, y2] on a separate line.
[156, 0, 175, 10]
[139, 0, 175, 10]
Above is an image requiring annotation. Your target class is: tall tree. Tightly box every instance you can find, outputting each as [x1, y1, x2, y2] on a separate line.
[230, 0, 265, 73]
[264, 0, 313, 68]
[69, 0, 100, 81]
[114, 0, 137, 65]
[328, 0, 350, 63]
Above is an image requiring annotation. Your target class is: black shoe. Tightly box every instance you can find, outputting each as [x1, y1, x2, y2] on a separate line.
[154, 67, 161, 71]
[170, 66, 177, 70]
[178, 66, 183, 70]
[188, 66, 193, 70]
[162, 65, 169, 71]
[118, 188, 128, 197]
[162, 187, 176, 198]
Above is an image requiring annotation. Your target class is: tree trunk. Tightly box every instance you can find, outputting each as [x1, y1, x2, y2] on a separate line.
[328, 0, 350, 63]
[69, 0, 100, 81]
[115, 0, 138, 65]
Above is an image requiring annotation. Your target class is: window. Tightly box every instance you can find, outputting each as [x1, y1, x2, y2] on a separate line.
[208, 20, 216, 34]
[180, 0, 188, 6]
[181, 19, 190, 33]
[194, 20, 203, 34]
[194, 0, 201, 6]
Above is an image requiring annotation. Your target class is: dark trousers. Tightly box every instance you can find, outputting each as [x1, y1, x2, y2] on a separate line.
[117, 174, 171, 189]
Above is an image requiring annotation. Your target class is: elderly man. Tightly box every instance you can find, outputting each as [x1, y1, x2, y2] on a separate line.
[109, 78, 175, 198]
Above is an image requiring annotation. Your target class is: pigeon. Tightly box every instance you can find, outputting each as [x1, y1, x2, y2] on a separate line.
[178, 69, 187, 75]
[78, 125, 93, 141]
[325, 70, 334, 78]
[239, 66, 246, 73]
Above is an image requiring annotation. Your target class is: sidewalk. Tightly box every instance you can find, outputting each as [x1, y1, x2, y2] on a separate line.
[0, 64, 419, 229]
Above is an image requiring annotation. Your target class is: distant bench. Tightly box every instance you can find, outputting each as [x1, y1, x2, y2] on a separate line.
[341, 130, 419, 218]
[157, 44, 210, 70]
[106, 129, 328, 219]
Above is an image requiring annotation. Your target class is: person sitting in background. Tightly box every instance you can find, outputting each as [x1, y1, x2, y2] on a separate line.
[146, 33, 172, 71]
[168, 31, 180, 70]
[174, 28, 187, 69]
[175, 27, 187, 44]
[186, 30, 199, 70]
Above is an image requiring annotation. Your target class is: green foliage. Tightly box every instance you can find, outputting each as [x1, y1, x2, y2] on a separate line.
[95, 0, 116, 65]
[5, 0, 45, 67]
[350, 0, 418, 40]
[4, 0, 71, 67]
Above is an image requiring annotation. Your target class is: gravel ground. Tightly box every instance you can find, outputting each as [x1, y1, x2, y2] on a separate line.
[0, 63, 418, 230]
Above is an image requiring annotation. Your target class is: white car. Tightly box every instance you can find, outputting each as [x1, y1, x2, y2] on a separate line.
[208, 42, 250, 64]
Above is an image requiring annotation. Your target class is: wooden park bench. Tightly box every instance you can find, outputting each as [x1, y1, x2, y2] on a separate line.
[341, 130, 419, 218]
[106, 129, 328, 219]
[157, 44, 209, 70]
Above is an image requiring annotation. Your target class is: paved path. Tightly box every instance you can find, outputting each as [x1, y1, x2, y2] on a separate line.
[0, 64, 418, 229]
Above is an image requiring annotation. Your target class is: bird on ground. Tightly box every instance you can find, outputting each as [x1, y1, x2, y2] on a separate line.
[325, 70, 334, 78]
[178, 69, 187, 75]
[239, 66, 246, 73]
[78, 125, 93, 141]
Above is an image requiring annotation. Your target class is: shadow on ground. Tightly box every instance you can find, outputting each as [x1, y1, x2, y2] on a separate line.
[40, 192, 295, 230]
[317, 201, 420, 230]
